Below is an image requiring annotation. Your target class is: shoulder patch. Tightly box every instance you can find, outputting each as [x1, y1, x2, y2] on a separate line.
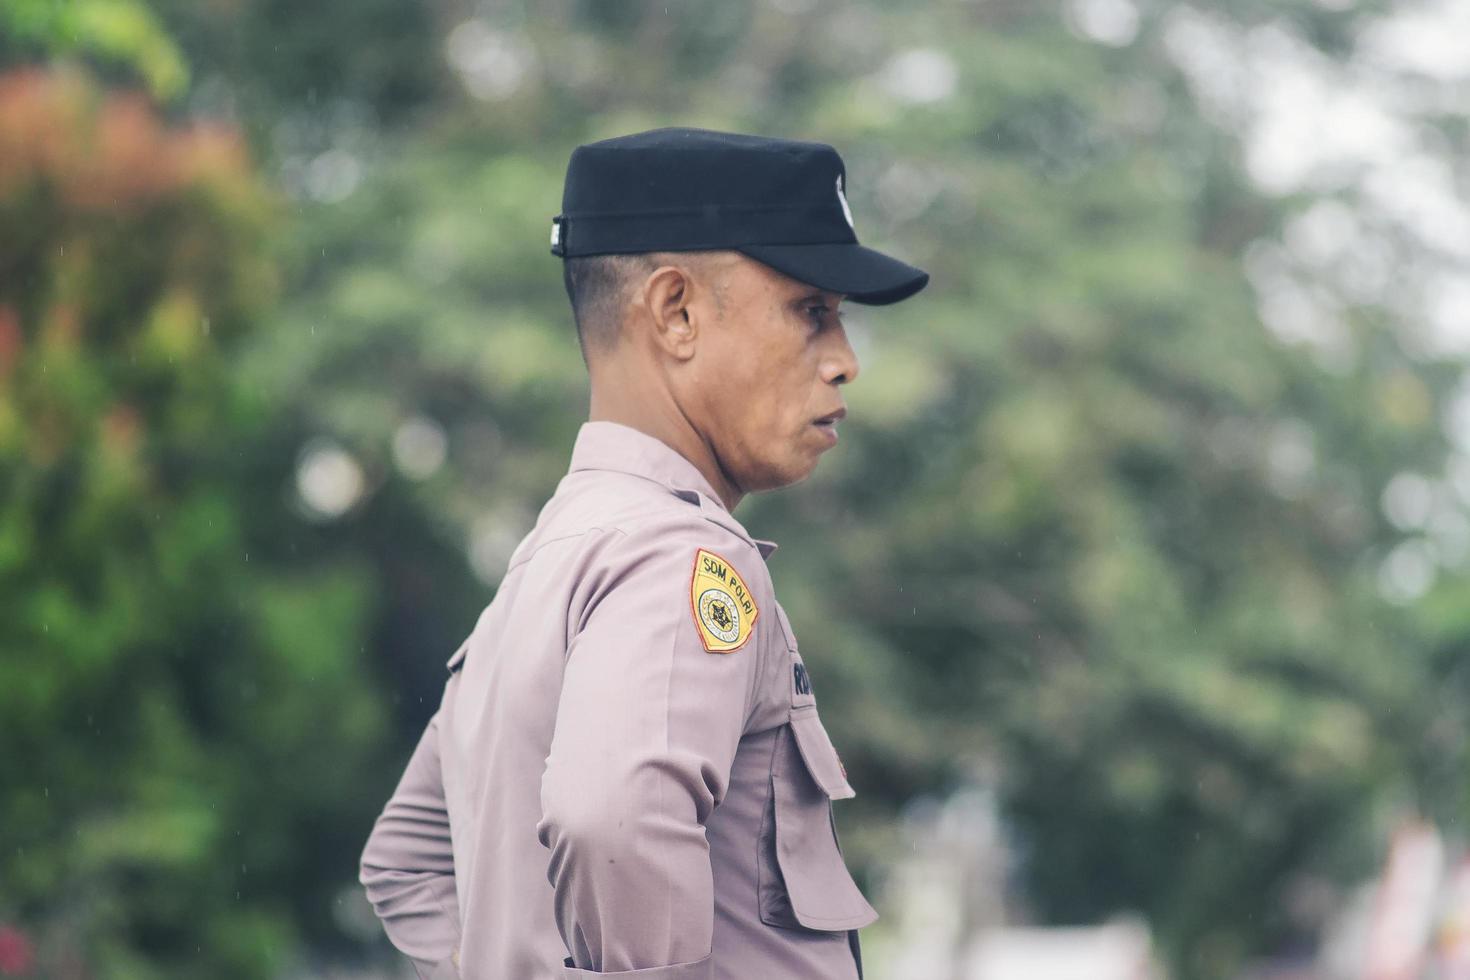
[689, 547, 759, 653]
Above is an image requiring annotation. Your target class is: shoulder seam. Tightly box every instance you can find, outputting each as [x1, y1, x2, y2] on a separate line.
[505, 525, 627, 575]
[616, 509, 759, 557]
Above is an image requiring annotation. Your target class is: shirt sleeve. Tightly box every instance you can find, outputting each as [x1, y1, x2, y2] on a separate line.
[536, 527, 765, 977]
[359, 711, 463, 979]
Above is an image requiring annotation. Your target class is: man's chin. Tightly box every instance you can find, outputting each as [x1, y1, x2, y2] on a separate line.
[747, 456, 821, 494]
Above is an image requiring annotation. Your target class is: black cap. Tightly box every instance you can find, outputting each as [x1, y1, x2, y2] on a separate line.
[550, 127, 929, 306]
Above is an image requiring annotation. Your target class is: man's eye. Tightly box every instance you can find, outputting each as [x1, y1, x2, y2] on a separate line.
[802, 303, 844, 330]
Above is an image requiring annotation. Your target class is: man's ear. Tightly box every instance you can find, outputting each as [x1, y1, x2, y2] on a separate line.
[641, 264, 699, 362]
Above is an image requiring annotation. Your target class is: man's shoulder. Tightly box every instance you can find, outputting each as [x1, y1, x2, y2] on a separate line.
[536, 470, 763, 568]
[571, 513, 770, 661]
[604, 506, 766, 582]
[508, 485, 765, 588]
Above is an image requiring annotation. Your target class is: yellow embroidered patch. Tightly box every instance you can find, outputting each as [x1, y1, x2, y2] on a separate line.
[689, 547, 758, 653]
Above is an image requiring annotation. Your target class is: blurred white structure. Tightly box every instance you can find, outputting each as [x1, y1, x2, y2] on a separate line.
[965, 921, 1162, 980]
[1362, 822, 1444, 980]
[1316, 819, 1470, 980]
[881, 780, 1167, 980]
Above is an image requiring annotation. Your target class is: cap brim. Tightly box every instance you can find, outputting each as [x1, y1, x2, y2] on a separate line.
[737, 242, 930, 306]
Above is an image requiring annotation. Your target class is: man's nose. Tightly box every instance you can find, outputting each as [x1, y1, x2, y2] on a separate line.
[824, 324, 860, 385]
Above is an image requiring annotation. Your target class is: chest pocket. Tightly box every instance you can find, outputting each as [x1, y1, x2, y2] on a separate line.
[757, 605, 878, 932]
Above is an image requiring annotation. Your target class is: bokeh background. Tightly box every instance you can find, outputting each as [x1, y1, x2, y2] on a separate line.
[3, 0, 1470, 977]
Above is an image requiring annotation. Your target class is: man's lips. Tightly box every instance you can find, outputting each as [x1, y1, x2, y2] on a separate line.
[812, 407, 846, 445]
[813, 407, 848, 426]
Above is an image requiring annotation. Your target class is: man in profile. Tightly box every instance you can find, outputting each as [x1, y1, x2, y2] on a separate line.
[360, 127, 929, 979]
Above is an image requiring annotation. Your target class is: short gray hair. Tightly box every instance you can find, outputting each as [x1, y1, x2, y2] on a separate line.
[561, 253, 659, 363]
[561, 251, 731, 365]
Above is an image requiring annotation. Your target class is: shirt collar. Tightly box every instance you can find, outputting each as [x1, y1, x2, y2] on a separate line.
[566, 420, 779, 560]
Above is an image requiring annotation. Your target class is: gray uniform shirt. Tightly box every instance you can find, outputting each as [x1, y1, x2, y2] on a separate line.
[359, 420, 876, 979]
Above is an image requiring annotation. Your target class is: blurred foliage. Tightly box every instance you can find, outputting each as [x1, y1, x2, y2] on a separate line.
[0, 0, 188, 99]
[2, 1, 1469, 978]
[0, 67, 398, 976]
[145, 0, 448, 147]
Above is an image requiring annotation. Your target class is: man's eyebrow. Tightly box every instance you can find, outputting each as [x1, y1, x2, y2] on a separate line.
[793, 291, 844, 305]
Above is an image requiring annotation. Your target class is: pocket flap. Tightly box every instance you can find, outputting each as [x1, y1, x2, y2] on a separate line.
[789, 708, 854, 800]
[767, 724, 878, 932]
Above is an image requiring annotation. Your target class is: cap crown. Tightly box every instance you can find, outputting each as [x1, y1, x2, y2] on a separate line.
[552, 127, 858, 257]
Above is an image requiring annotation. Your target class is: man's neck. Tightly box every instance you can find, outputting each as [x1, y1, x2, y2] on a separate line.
[587, 369, 745, 512]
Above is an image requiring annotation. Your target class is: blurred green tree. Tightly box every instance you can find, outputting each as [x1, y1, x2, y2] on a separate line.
[0, 67, 403, 978]
[0, 0, 188, 99]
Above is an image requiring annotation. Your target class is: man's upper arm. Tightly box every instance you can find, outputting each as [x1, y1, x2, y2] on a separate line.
[536, 522, 768, 976]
